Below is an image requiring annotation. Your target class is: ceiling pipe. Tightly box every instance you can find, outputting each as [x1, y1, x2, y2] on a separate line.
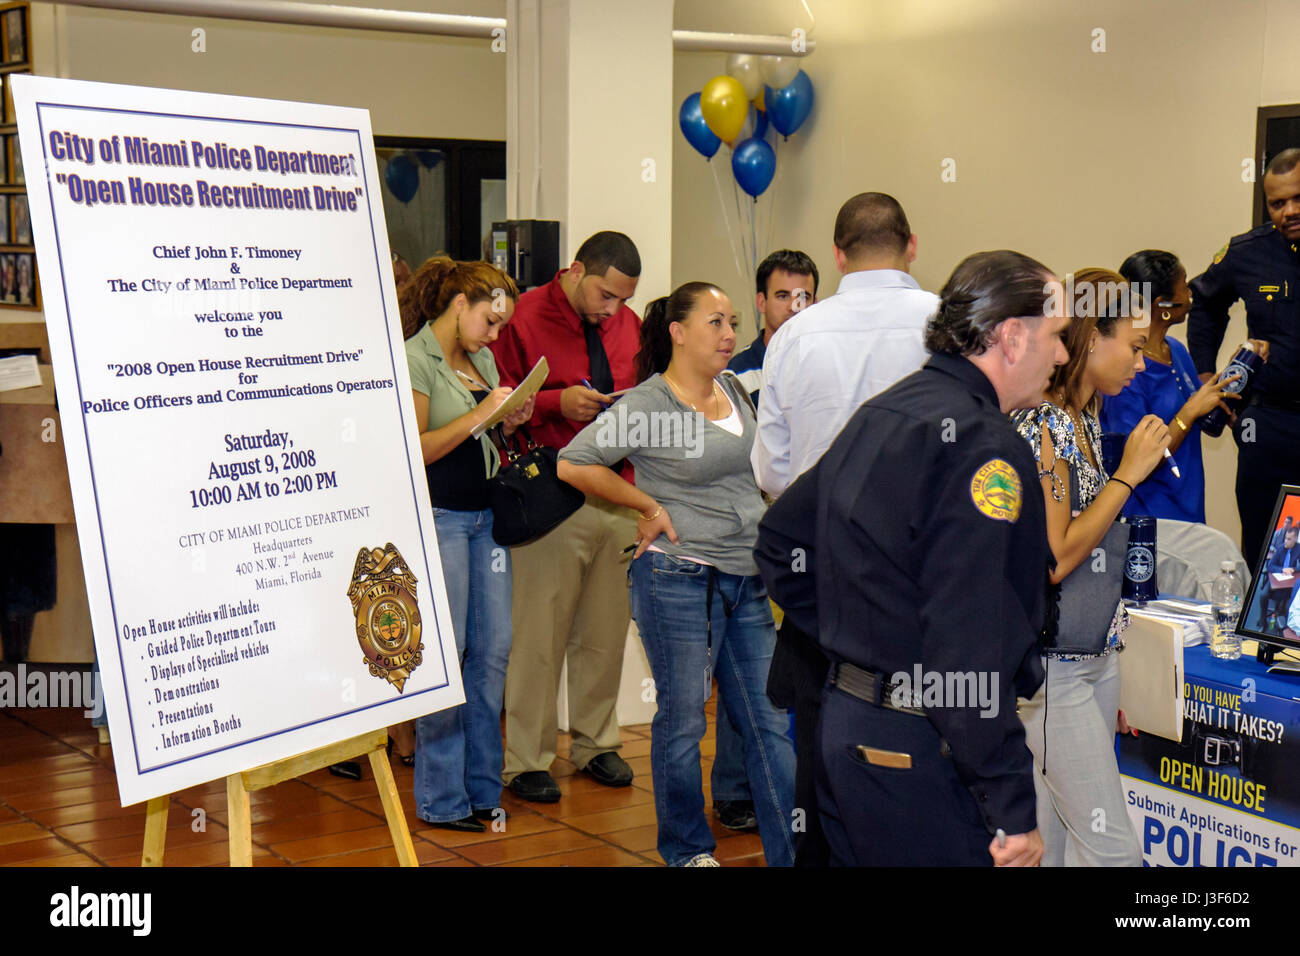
[40, 0, 814, 54]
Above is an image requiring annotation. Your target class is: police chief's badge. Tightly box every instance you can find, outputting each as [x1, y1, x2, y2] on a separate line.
[969, 459, 1022, 523]
[347, 543, 423, 692]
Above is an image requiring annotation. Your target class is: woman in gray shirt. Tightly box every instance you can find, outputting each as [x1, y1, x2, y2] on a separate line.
[558, 282, 796, 867]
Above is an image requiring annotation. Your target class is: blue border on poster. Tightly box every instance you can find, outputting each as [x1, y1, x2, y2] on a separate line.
[33, 100, 450, 779]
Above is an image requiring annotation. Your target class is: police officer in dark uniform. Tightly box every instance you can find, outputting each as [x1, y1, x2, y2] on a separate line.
[1188, 147, 1300, 565]
[755, 250, 1067, 866]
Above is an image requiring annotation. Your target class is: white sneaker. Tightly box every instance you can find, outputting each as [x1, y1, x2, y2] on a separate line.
[683, 853, 720, 867]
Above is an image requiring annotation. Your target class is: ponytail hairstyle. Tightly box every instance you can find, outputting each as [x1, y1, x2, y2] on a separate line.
[635, 281, 724, 383]
[399, 255, 519, 340]
[924, 250, 1055, 356]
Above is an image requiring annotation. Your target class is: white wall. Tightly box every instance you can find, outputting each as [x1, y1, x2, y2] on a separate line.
[671, 0, 1297, 546]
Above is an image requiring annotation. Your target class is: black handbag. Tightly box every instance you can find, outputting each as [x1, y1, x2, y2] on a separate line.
[486, 424, 585, 547]
[1044, 464, 1127, 656]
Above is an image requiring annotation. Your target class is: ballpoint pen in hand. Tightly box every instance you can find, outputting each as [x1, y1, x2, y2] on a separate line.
[582, 378, 611, 408]
[1163, 447, 1181, 479]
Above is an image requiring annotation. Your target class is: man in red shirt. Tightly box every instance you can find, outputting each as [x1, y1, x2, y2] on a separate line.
[491, 231, 642, 801]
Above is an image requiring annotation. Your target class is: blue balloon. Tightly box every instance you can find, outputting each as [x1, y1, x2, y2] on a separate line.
[679, 92, 721, 159]
[414, 149, 444, 170]
[765, 70, 814, 138]
[731, 137, 776, 198]
[753, 106, 769, 141]
[384, 154, 419, 203]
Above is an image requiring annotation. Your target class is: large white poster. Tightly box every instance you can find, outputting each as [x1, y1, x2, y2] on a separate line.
[12, 75, 462, 806]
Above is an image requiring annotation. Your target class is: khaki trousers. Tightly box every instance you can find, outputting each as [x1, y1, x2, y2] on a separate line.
[503, 497, 636, 780]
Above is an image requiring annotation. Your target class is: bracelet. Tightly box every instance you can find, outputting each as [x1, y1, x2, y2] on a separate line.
[1173, 415, 1189, 433]
[639, 506, 663, 522]
[1110, 477, 1134, 493]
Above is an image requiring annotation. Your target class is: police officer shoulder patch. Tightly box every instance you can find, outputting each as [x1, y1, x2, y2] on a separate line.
[970, 458, 1022, 523]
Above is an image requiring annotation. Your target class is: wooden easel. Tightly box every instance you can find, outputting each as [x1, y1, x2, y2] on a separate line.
[140, 729, 417, 867]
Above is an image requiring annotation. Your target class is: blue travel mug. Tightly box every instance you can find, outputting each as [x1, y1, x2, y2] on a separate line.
[1123, 515, 1158, 604]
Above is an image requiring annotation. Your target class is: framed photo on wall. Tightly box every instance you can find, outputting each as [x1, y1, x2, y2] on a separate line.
[0, 253, 15, 303]
[10, 193, 28, 243]
[8, 132, 22, 184]
[2, 70, 22, 123]
[2, 5, 27, 64]
[13, 250, 33, 305]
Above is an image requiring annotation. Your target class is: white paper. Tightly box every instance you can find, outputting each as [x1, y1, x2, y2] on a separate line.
[0, 353, 41, 392]
[12, 75, 463, 805]
[470, 356, 548, 438]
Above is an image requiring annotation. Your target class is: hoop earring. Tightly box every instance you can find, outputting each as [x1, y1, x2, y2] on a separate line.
[1161, 310, 1171, 321]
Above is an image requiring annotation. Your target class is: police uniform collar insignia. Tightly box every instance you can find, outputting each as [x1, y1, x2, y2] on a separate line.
[970, 459, 1022, 523]
[1213, 242, 1228, 265]
[348, 543, 424, 692]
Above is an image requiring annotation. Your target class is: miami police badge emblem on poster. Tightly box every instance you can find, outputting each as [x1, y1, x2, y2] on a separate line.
[347, 543, 423, 692]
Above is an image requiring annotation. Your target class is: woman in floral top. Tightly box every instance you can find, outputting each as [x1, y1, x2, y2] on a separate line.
[1012, 267, 1170, 866]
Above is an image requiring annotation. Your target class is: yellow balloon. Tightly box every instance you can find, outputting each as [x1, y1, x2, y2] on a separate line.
[700, 74, 748, 145]
[754, 88, 766, 112]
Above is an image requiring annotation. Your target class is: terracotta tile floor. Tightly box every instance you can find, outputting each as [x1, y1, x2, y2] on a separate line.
[0, 701, 766, 867]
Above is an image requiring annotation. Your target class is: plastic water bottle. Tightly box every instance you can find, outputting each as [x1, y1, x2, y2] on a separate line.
[1210, 561, 1244, 660]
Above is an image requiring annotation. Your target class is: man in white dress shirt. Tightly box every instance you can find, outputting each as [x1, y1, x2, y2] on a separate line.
[753, 193, 939, 495]
[752, 192, 938, 866]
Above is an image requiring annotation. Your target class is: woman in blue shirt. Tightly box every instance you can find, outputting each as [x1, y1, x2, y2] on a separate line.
[1100, 250, 1241, 522]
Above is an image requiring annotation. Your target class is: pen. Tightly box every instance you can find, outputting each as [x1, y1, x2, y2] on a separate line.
[1163, 448, 1181, 479]
[582, 378, 611, 408]
[996, 828, 1007, 848]
[454, 369, 485, 389]
[623, 543, 637, 554]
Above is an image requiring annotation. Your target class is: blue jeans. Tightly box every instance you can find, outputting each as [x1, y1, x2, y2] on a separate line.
[629, 551, 795, 866]
[711, 695, 751, 802]
[415, 508, 512, 823]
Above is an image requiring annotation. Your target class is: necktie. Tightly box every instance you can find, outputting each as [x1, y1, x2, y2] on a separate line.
[583, 321, 615, 395]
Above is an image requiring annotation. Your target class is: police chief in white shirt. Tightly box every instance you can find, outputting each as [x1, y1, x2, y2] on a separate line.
[752, 192, 939, 495]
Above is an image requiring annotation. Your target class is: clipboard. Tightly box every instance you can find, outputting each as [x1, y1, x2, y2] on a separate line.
[470, 356, 548, 438]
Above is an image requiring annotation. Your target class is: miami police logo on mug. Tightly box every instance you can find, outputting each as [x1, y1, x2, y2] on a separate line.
[1126, 545, 1155, 583]
[1222, 360, 1252, 394]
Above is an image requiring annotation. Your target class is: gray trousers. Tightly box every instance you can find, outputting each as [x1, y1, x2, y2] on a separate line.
[1018, 652, 1142, 866]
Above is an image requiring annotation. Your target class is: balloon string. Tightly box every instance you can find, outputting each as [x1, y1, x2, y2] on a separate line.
[710, 151, 748, 299]
[731, 169, 753, 286]
[765, 133, 779, 255]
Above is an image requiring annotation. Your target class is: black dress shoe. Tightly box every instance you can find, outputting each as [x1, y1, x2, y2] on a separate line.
[431, 816, 485, 833]
[583, 752, 633, 787]
[508, 771, 561, 803]
[327, 761, 362, 780]
[713, 800, 758, 831]
[472, 807, 508, 823]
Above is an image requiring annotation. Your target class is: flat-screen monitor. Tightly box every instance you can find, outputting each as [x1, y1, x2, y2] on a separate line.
[1239, 484, 1300, 651]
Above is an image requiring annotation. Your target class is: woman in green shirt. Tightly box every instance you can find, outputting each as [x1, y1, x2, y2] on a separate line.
[402, 257, 533, 833]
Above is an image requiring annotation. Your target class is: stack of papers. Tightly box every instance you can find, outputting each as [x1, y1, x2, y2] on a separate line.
[1126, 598, 1214, 647]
